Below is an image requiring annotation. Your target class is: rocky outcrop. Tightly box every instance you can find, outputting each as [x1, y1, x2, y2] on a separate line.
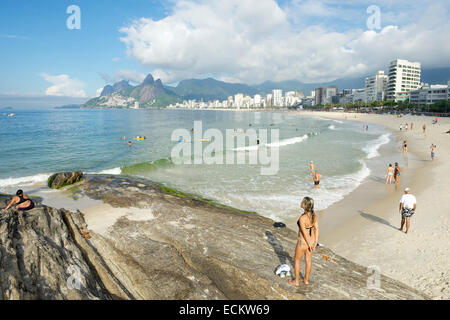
[83, 73, 180, 108]
[47, 172, 83, 189]
[69, 175, 428, 300]
[0, 195, 108, 299]
[0, 175, 430, 300]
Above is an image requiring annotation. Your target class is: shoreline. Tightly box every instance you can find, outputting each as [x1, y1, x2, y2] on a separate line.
[291, 111, 449, 299]
[1, 109, 448, 299]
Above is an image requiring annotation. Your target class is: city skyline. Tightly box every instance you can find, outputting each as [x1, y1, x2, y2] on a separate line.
[1, 0, 450, 103]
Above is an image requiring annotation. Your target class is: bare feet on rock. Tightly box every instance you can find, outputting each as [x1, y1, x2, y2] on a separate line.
[288, 279, 300, 287]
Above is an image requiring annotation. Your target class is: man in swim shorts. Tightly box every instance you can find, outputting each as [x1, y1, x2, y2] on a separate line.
[399, 188, 416, 234]
[313, 171, 321, 190]
[430, 144, 436, 161]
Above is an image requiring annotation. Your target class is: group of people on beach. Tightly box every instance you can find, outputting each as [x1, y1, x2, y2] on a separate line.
[385, 162, 402, 185]
[399, 122, 413, 131]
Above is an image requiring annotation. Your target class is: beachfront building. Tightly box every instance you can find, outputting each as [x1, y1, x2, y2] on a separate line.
[243, 95, 252, 108]
[285, 91, 301, 106]
[387, 59, 421, 102]
[266, 93, 273, 107]
[365, 70, 388, 102]
[272, 90, 283, 106]
[227, 96, 233, 107]
[234, 93, 244, 108]
[341, 88, 366, 104]
[254, 94, 262, 107]
[409, 83, 449, 106]
[315, 86, 338, 105]
[314, 88, 323, 106]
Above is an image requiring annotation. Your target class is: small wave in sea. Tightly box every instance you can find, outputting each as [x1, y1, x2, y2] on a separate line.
[121, 158, 174, 175]
[363, 133, 391, 159]
[0, 173, 50, 188]
[233, 134, 309, 151]
[96, 167, 122, 175]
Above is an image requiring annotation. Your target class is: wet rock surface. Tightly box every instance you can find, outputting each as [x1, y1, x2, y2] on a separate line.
[47, 172, 83, 189]
[0, 174, 429, 300]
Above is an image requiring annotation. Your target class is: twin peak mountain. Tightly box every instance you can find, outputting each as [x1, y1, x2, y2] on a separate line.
[84, 74, 180, 109]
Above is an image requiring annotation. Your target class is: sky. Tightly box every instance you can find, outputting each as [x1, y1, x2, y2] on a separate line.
[1, 0, 449, 104]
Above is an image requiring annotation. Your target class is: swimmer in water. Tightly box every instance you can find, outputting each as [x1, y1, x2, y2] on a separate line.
[128, 141, 133, 147]
[313, 171, 321, 190]
[309, 161, 315, 177]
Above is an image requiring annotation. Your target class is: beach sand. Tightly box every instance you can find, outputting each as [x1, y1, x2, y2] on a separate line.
[294, 111, 449, 299]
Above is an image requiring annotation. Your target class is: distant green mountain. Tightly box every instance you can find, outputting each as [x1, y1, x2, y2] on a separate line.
[100, 80, 132, 96]
[254, 67, 450, 94]
[83, 74, 181, 109]
[84, 68, 450, 108]
[167, 78, 259, 101]
[421, 67, 450, 84]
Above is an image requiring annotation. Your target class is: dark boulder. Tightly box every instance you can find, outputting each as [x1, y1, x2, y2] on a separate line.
[47, 172, 83, 189]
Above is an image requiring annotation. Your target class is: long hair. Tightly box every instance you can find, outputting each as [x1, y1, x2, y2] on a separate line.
[301, 197, 316, 224]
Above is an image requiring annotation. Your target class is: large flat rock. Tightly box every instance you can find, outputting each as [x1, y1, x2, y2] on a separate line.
[0, 175, 429, 300]
[69, 175, 429, 300]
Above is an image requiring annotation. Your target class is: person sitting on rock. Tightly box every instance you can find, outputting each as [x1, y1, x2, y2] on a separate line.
[1, 189, 35, 212]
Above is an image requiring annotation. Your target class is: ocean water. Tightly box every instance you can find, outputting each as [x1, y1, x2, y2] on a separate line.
[0, 109, 390, 222]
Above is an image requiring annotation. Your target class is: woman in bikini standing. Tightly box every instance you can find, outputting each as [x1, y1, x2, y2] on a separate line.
[386, 164, 395, 184]
[394, 162, 402, 185]
[289, 197, 319, 286]
[402, 140, 408, 154]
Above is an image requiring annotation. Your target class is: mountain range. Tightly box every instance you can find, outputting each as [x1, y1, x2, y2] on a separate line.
[84, 67, 450, 108]
[84, 74, 181, 109]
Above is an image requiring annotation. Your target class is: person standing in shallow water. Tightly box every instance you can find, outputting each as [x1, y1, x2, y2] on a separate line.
[289, 197, 319, 286]
[309, 161, 315, 177]
[313, 170, 321, 190]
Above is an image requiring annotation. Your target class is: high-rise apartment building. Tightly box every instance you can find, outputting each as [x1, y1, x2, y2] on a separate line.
[234, 93, 244, 108]
[272, 90, 283, 106]
[387, 59, 421, 102]
[365, 70, 388, 102]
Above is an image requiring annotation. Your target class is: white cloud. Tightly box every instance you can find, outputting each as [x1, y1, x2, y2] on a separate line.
[112, 57, 120, 62]
[96, 88, 103, 97]
[119, 0, 450, 84]
[41, 74, 87, 98]
[101, 69, 146, 84]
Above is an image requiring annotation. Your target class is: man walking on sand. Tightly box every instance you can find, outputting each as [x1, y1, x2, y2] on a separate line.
[430, 143, 436, 162]
[399, 188, 416, 234]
